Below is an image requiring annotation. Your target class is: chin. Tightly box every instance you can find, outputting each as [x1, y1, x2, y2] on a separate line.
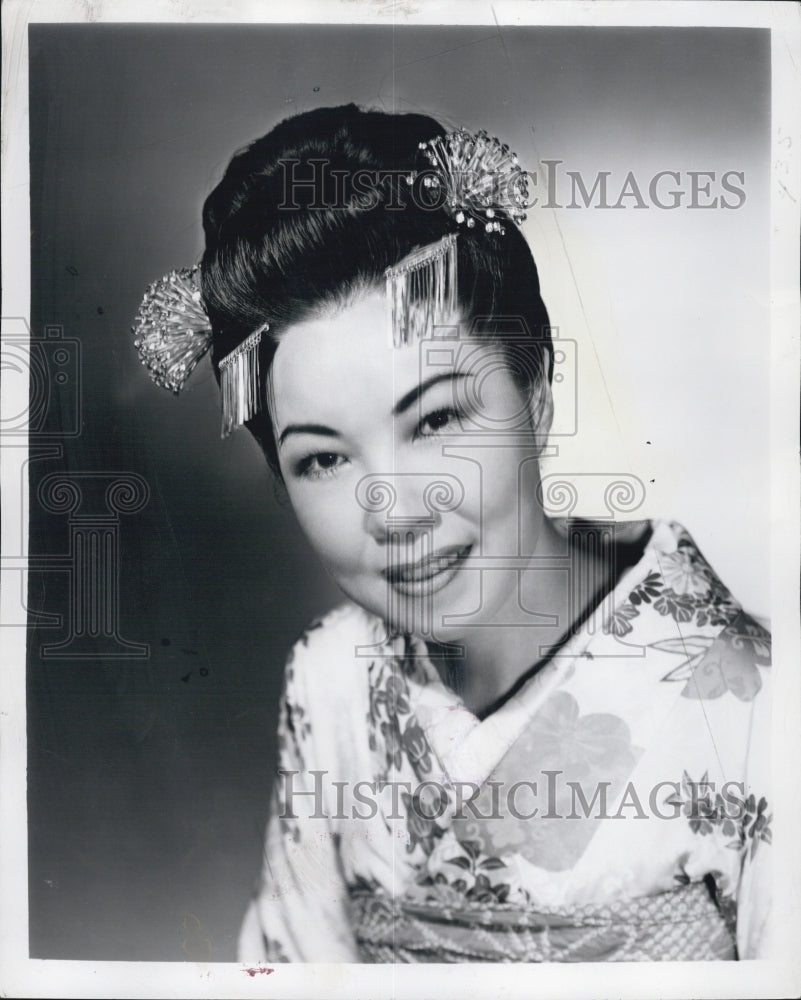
[381, 580, 487, 643]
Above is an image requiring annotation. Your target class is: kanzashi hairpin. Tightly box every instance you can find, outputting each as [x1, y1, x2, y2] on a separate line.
[413, 129, 529, 233]
[218, 325, 269, 438]
[132, 266, 269, 438]
[385, 234, 458, 347]
[132, 267, 212, 393]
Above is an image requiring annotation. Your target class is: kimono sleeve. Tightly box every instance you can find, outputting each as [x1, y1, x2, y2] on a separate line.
[734, 635, 773, 959]
[237, 635, 359, 962]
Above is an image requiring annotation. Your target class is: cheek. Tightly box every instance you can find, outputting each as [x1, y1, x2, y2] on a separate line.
[475, 449, 542, 550]
[481, 448, 538, 512]
[285, 485, 363, 570]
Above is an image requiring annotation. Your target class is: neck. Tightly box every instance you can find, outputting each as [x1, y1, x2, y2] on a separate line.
[426, 518, 614, 717]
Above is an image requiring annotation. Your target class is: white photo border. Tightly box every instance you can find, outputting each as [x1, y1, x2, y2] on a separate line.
[2, 2, 799, 998]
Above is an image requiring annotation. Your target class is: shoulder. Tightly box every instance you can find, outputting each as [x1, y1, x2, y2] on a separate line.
[651, 520, 770, 632]
[289, 601, 385, 655]
[283, 601, 386, 696]
[277, 603, 384, 772]
[645, 519, 771, 701]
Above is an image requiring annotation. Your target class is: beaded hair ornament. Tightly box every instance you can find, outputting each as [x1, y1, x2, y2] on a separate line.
[132, 128, 528, 437]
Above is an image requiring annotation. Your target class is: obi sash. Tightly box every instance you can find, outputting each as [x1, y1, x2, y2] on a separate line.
[348, 881, 736, 963]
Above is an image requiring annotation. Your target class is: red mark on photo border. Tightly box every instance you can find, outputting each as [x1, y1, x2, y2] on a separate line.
[243, 965, 275, 977]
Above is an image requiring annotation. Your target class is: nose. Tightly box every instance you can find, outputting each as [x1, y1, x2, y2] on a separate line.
[356, 473, 464, 545]
[358, 473, 439, 545]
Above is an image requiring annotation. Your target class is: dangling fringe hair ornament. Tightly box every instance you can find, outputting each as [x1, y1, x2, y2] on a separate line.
[218, 324, 269, 438]
[385, 233, 458, 347]
[132, 267, 212, 393]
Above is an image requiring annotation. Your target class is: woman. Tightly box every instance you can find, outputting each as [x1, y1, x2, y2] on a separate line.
[134, 104, 771, 962]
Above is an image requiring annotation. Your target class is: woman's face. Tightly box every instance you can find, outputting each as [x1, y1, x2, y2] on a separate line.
[269, 288, 553, 641]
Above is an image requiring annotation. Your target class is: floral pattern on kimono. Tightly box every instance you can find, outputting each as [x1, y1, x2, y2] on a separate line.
[238, 520, 771, 963]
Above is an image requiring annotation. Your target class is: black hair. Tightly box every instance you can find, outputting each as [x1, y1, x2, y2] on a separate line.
[201, 103, 552, 475]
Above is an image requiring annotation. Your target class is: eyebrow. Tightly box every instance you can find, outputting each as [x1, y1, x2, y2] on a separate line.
[278, 423, 341, 449]
[393, 371, 473, 417]
[277, 371, 473, 449]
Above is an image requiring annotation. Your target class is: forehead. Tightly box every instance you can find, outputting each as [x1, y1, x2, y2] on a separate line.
[269, 289, 472, 418]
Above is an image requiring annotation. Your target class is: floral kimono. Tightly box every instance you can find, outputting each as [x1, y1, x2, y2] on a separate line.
[238, 520, 772, 963]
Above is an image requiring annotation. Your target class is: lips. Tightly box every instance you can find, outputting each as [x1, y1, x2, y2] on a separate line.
[382, 544, 472, 595]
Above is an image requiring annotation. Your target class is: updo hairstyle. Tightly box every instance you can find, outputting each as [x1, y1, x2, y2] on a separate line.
[201, 104, 552, 474]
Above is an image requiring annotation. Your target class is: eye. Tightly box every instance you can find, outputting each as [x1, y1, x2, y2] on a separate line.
[415, 407, 462, 439]
[294, 451, 347, 481]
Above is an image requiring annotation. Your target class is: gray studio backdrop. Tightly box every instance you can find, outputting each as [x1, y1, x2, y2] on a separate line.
[27, 24, 769, 960]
